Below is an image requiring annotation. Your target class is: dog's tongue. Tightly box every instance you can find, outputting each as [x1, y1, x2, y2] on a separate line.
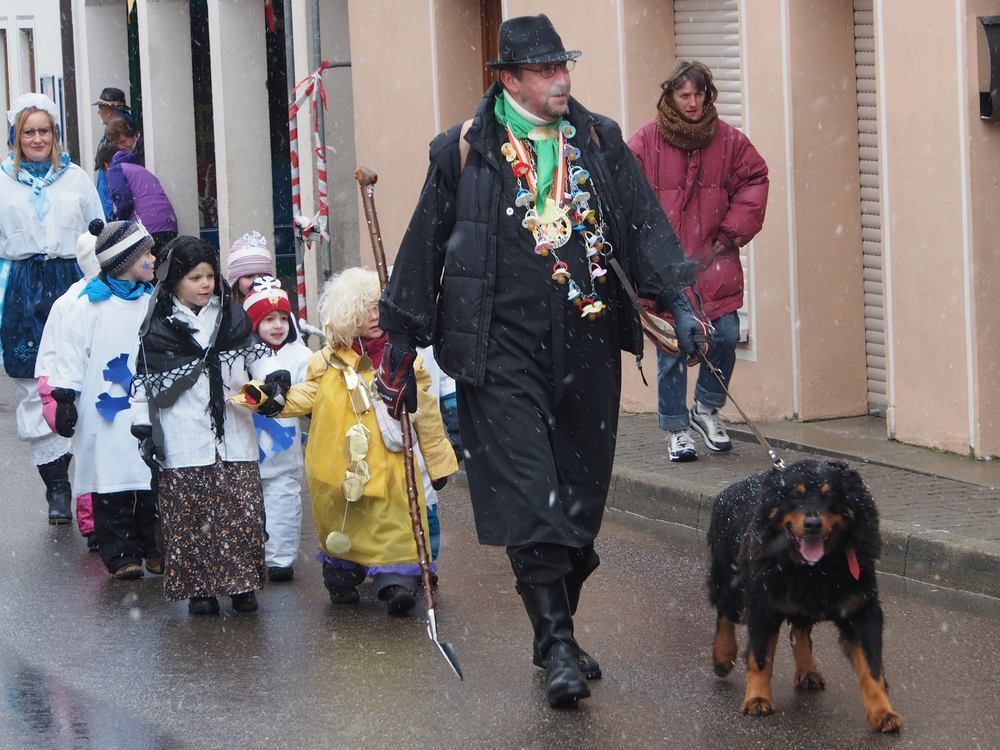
[799, 537, 826, 564]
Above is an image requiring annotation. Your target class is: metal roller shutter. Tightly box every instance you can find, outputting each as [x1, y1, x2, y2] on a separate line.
[674, 0, 742, 128]
[673, 0, 749, 342]
[854, 0, 886, 414]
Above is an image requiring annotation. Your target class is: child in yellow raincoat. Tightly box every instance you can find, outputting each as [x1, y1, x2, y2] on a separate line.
[239, 267, 457, 616]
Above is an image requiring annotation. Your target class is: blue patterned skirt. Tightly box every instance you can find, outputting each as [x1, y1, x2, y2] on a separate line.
[0, 255, 82, 378]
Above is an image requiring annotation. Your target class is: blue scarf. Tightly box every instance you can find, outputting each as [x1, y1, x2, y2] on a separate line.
[80, 276, 153, 303]
[1, 152, 71, 219]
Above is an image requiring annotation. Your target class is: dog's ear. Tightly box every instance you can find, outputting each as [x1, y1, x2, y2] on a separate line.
[833, 463, 882, 560]
[754, 467, 788, 532]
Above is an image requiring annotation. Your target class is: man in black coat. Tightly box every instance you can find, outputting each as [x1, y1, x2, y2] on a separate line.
[377, 14, 709, 708]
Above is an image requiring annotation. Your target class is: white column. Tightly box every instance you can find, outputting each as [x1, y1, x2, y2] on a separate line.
[73, 0, 128, 176]
[207, 0, 275, 268]
[135, 0, 199, 234]
[291, 0, 319, 324]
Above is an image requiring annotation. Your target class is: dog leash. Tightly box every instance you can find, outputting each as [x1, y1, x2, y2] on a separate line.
[695, 351, 785, 471]
[607, 257, 785, 471]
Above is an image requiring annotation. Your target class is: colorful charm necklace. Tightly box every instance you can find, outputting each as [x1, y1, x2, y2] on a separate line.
[501, 121, 612, 320]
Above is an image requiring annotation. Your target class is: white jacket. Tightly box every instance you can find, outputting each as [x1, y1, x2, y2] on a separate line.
[0, 165, 104, 260]
[46, 288, 152, 495]
[131, 295, 263, 469]
[253, 339, 312, 480]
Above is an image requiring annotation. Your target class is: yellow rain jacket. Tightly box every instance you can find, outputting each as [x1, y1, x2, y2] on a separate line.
[266, 345, 458, 567]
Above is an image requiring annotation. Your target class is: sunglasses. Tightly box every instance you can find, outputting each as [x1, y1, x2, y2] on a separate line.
[518, 60, 576, 78]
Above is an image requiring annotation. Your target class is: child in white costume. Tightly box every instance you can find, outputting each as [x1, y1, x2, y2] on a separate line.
[36, 227, 102, 545]
[242, 275, 312, 582]
[45, 219, 160, 579]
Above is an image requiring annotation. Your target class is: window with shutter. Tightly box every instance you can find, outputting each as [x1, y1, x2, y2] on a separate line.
[854, 0, 886, 415]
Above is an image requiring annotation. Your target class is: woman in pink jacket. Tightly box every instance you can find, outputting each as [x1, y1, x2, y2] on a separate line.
[629, 60, 768, 463]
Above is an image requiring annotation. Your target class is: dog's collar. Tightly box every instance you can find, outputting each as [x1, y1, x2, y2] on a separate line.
[846, 547, 861, 580]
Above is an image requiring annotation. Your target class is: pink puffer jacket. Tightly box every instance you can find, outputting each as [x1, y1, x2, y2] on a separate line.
[628, 118, 769, 320]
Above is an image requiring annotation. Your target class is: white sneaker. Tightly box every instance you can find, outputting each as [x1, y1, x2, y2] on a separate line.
[668, 429, 698, 462]
[689, 403, 732, 452]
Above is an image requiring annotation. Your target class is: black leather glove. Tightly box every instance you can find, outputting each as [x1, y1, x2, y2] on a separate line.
[662, 287, 712, 362]
[374, 344, 417, 420]
[130, 424, 160, 472]
[431, 476, 448, 491]
[253, 370, 291, 418]
[51, 388, 78, 438]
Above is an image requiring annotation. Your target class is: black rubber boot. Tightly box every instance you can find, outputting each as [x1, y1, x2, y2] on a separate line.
[517, 580, 591, 707]
[38, 454, 73, 525]
[528, 569, 602, 680]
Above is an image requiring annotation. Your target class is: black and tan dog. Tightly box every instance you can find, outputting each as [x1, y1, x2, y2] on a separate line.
[706, 459, 902, 733]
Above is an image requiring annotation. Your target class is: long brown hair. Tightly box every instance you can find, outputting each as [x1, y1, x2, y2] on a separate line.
[13, 108, 62, 173]
[657, 60, 718, 112]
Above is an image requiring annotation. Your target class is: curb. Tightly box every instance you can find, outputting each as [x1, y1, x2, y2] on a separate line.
[607, 467, 1000, 600]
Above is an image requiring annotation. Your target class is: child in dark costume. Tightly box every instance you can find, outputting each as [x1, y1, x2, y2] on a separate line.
[131, 236, 268, 615]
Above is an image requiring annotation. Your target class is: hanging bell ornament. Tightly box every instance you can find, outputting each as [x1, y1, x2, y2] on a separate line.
[325, 531, 352, 556]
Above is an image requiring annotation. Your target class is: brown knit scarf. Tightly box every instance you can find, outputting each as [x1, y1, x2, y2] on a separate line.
[655, 99, 718, 151]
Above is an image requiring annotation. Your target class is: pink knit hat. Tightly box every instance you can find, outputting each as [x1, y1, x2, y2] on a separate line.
[226, 231, 274, 287]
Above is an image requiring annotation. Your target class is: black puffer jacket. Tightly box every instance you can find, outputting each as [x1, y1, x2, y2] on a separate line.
[381, 82, 694, 386]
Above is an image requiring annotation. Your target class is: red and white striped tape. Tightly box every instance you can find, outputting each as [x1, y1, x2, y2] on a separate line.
[288, 60, 338, 321]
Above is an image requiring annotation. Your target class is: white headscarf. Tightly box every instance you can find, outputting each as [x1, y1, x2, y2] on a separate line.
[6, 92, 60, 127]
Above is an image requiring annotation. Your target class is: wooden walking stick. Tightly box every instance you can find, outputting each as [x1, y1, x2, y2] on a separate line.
[354, 165, 464, 680]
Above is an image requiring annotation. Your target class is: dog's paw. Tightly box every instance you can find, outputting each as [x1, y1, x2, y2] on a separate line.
[869, 708, 902, 734]
[740, 696, 774, 717]
[794, 670, 826, 691]
[712, 659, 735, 677]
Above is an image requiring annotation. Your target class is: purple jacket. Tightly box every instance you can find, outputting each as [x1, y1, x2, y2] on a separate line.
[107, 151, 178, 233]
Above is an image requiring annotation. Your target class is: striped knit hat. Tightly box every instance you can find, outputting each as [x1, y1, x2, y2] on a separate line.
[86, 219, 154, 276]
[227, 231, 274, 287]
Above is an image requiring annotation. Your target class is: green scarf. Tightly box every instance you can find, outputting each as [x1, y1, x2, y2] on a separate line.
[494, 93, 561, 211]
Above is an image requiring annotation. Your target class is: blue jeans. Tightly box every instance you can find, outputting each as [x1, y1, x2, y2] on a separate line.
[657, 311, 740, 432]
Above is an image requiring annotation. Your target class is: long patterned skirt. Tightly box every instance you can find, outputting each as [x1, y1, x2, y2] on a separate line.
[158, 460, 266, 601]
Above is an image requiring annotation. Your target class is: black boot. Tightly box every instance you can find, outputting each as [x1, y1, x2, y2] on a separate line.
[562, 572, 602, 680]
[517, 580, 591, 708]
[37, 454, 72, 525]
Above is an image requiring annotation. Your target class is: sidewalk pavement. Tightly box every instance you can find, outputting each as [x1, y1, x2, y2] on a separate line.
[609, 413, 1000, 599]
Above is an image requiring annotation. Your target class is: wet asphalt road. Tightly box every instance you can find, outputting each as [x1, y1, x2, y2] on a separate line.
[1, 434, 999, 747]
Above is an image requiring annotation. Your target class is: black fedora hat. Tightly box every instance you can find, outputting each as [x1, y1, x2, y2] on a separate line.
[486, 14, 581, 69]
[92, 87, 130, 110]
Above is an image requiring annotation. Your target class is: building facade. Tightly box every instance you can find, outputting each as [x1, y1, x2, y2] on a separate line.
[53, 0, 1000, 458]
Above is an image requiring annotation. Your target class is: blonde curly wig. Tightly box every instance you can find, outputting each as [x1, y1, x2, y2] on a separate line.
[318, 267, 382, 348]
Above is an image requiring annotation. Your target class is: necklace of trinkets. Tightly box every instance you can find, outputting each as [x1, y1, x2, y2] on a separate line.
[501, 121, 612, 320]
